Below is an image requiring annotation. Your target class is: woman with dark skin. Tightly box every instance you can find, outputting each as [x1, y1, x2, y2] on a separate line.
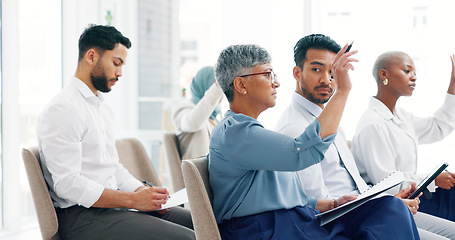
[352, 52, 455, 221]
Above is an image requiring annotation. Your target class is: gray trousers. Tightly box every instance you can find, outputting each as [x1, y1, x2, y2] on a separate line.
[415, 211, 455, 240]
[56, 206, 195, 240]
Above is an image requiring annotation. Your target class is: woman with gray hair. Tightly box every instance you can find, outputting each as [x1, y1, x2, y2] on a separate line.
[208, 44, 419, 239]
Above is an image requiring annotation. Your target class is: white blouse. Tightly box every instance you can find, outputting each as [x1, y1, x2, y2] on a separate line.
[351, 94, 455, 193]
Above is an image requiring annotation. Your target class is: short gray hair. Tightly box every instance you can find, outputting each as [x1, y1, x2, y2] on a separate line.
[214, 44, 271, 102]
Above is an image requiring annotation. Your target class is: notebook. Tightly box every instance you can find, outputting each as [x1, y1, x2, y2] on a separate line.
[315, 171, 405, 226]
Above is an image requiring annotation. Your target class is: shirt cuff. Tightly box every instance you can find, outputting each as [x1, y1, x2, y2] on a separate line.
[307, 197, 318, 210]
[120, 178, 144, 193]
[294, 120, 336, 161]
[443, 92, 455, 107]
[78, 181, 105, 208]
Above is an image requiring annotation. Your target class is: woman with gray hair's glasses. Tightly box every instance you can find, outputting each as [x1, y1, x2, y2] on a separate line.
[207, 44, 420, 239]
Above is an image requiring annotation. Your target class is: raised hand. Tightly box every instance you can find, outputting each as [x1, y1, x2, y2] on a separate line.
[330, 43, 359, 93]
[447, 54, 455, 94]
[318, 43, 359, 139]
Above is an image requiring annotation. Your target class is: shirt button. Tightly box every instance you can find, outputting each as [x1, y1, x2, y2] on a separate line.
[297, 147, 301, 151]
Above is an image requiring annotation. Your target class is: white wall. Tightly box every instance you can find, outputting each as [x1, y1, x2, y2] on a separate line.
[2, 0, 21, 230]
[62, 0, 139, 135]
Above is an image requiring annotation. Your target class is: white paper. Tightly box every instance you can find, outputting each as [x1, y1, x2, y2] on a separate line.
[158, 188, 188, 210]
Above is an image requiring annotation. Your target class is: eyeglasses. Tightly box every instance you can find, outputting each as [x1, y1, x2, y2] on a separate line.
[239, 71, 277, 84]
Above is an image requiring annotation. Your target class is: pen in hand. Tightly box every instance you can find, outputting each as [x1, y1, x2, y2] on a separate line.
[345, 41, 354, 53]
[331, 41, 354, 81]
[142, 180, 171, 198]
[142, 180, 154, 187]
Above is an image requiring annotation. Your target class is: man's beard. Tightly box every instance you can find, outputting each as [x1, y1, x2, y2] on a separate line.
[90, 62, 116, 93]
[300, 84, 334, 104]
[91, 75, 110, 93]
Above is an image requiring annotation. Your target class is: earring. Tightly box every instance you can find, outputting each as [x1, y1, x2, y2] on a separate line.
[244, 91, 247, 95]
[383, 79, 388, 85]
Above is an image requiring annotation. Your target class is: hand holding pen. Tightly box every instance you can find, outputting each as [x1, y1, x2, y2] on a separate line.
[143, 180, 171, 199]
[131, 183, 170, 212]
[141, 180, 172, 214]
[330, 41, 354, 81]
[142, 180, 154, 187]
[330, 41, 358, 92]
[345, 41, 353, 53]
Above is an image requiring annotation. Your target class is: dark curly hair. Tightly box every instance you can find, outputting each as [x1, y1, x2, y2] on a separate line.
[78, 24, 131, 61]
[293, 34, 341, 68]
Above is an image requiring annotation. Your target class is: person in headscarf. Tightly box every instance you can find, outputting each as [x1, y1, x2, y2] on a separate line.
[172, 66, 224, 161]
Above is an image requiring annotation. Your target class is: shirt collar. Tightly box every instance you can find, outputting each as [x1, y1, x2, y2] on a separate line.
[70, 77, 104, 101]
[224, 110, 254, 120]
[368, 97, 404, 123]
[292, 91, 323, 117]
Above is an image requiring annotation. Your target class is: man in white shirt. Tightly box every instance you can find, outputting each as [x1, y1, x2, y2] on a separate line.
[37, 24, 194, 240]
[276, 34, 455, 239]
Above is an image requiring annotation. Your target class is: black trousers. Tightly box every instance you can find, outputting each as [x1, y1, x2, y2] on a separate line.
[55, 206, 195, 240]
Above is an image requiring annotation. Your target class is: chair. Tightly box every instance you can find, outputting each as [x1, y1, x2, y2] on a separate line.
[181, 157, 221, 240]
[163, 132, 185, 192]
[115, 138, 161, 187]
[20, 138, 157, 240]
[22, 147, 61, 240]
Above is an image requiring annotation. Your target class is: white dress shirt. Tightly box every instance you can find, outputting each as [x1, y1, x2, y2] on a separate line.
[277, 93, 455, 239]
[351, 95, 455, 193]
[37, 77, 142, 208]
[276, 92, 369, 199]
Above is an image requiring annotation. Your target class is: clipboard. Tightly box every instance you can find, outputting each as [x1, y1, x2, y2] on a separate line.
[407, 162, 449, 199]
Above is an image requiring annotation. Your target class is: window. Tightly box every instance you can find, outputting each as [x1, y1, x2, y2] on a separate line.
[17, 0, 62, 226]
[137, 0, 179, 172]
[181, 40, 197, 51]
[314, 0, 455, 173]
[0, 0, 3, 228]
[0, 0, 61, 233]
[179, 0, 455, 175]
[413, 6, 428, 28]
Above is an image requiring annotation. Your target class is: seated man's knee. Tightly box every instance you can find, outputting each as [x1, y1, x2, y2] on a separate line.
[379, 195, 411, 213]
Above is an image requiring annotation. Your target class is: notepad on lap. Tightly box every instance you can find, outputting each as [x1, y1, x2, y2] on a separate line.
[158, 188, 188, 210]
[315, 171, 405, 226]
